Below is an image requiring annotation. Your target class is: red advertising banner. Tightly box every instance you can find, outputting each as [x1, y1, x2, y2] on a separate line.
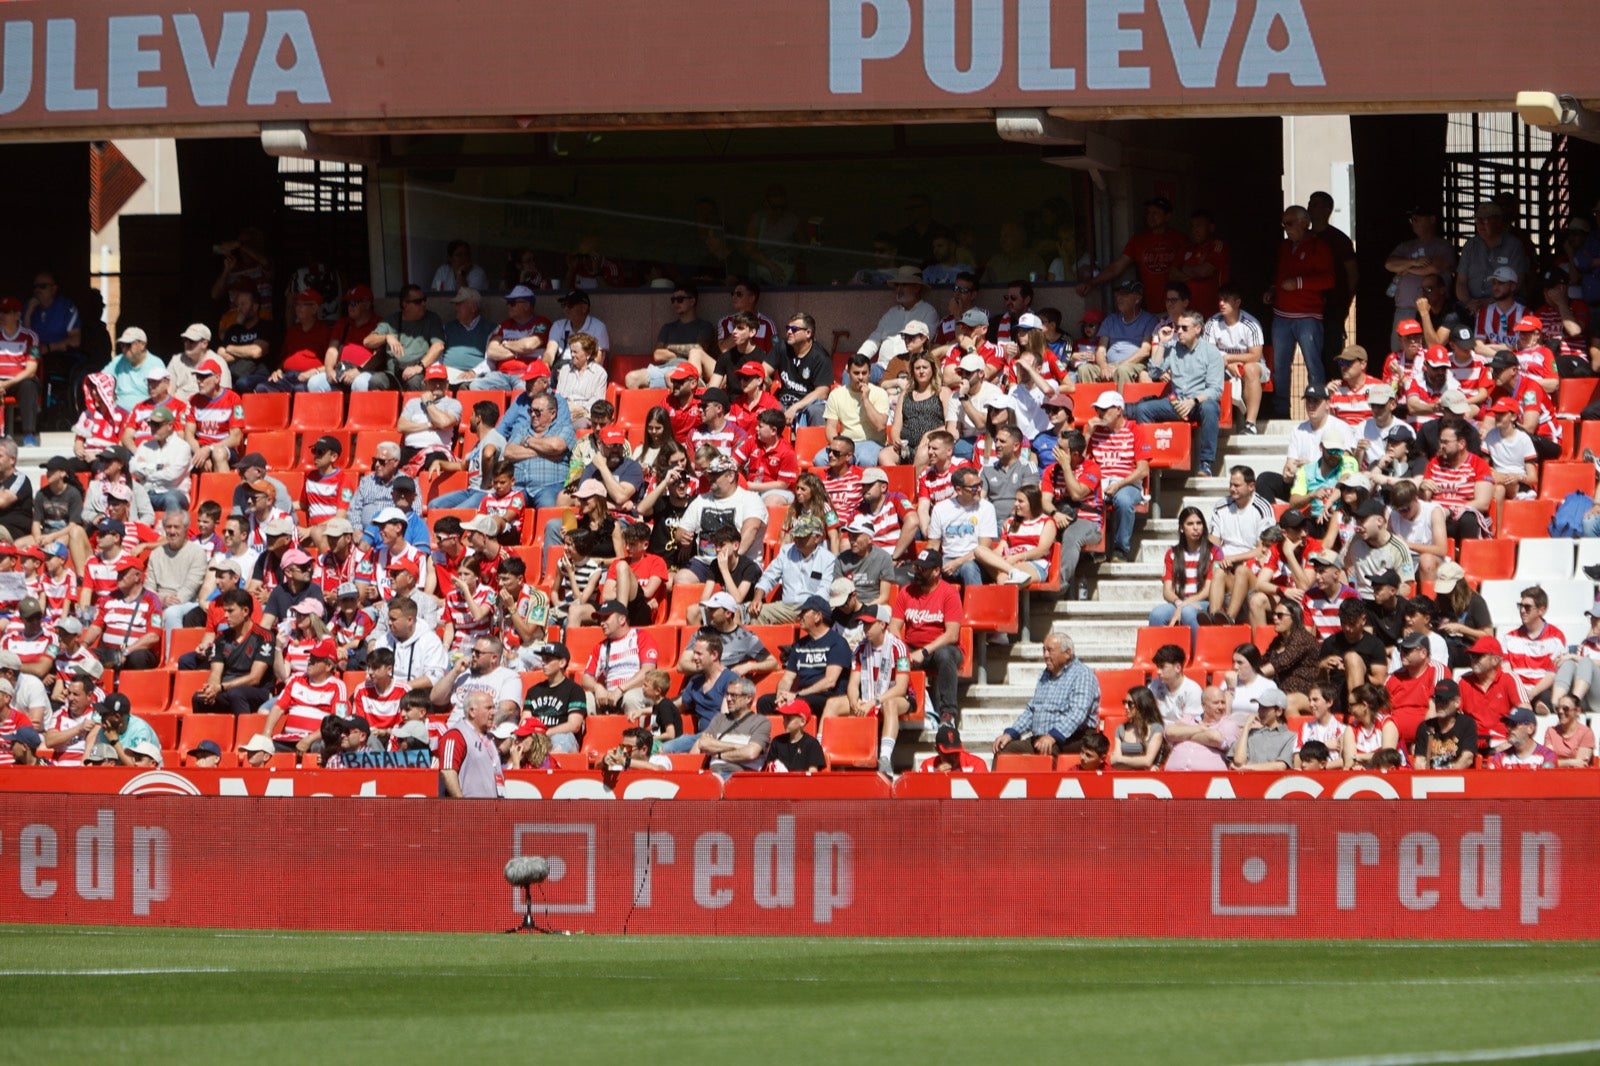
[0, 767, 1592, 801]
[0, 1, 1593, 133]
[0, 795, 1587, 936]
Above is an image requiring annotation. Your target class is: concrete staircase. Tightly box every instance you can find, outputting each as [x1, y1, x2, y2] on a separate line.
[949, 427, 1292, 749]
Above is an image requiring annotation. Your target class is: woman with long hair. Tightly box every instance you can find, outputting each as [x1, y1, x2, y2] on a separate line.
[1544, 694, 1596, 767]
[1149, 506, 1224, 637]
[275, 598, 329, 684]
[1340, 683, 1399, 769]
[1260, 600, 1320, 711]
[634, 406, 676, 470]
[890, 352, 954, 467]
[1223, 642, 1280, 716]
[976, 485, 1056, 585]
[1109, 684, 1165, 770]
[786, 472, 842, 554]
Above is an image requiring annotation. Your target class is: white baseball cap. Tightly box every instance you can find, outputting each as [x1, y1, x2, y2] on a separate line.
[116, 326, 147, 345]
[1092, 392, 1126, 409]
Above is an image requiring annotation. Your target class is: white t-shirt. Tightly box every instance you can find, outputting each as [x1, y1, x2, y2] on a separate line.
[1287, 417, 1355, 467]
[399, 395, 462, 451]
[1357, 416, 1402, 467]
[928, 498, 997, 558]
[680, 489, 768, 561]
[947, 381, 1003, 439]
[548, 315, 612, 362]
[448, 666, 524, 720]
[1484, 426, 1537, 477]
[1151, 676, 1203, 724]
[1387, 500, 1442, 548]
[1229, 675, 1281, 717]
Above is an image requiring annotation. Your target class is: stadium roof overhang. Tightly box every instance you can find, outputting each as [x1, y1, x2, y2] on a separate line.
[0, 0, 1595, 148]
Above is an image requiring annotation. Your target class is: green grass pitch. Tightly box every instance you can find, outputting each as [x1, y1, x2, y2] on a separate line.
[1, 927, 1598, 1065]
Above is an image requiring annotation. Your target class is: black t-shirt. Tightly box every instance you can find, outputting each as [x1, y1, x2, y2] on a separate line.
[33, 482, 81, 533]
[648, 698, 683, 739]
[1319, 631, 1386, 668]
[1366, 598, 1410, 649]
[647, 496, 691, 561]
[211, 623, 273, 682]
[767, 343, 834, 409]
[522, 678, 587, 731]
[767, 731, 826, 772]
[787, 629, 851, 695]
[0, 472, 33, 533]
[263, 579, 326, 623]
[221, 317, 275, 372]
[1412, 713, 1479, 769]
[1416, 417, 1484, 461]
[657, 318, 717, 353]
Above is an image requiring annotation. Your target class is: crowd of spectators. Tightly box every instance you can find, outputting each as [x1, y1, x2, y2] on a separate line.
[1, 188, 1599, 793]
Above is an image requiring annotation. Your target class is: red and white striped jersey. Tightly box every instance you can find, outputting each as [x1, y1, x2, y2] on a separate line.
[1349, 714, 1394, 757]
[247, 509, 296, 552]
[916, 459, 977, 506]
[1502, 622, 1567, 693]
[584, 628, 659, 686]
[1163, 545, 1222, 599]
[1473, 300, 1526, 347]
[861, 493, 912, 552]
[190, 389, 244, 446]
[854, 632, 909, 705]
[355, 678, 409, 730]
[1302, 585, 1357, 639]
[0, 620, 54, 666]
[54, 643, 97, 681]
[822, 466, 864, 524]
[46, 705, 93, 765]
[1087, 423, 1150, 483]
[274, 674, 349, 740]
[1382, 348, 1421, 389]
[1402, 375, 1448, 425]
[1421, 452, 1491, 517]
[444, 584, 496, 653]
[92, 590, 161, 649]
[477, 489, 526, 538]
[329, 608, 374, 652]
[0, 708, 37, 766]
[487, 316, 551, 376]
[82, 551, 130, 601]
[1444, 355, 1491, 394]
[302, 467, 356, 523]
[74, 407, 124, 456]
[281, 635, 320, 679]
[1513, 344, 1557, 382]
[0, 326, 40, 379]
[1327, 377, 1376, 427]
[688, 422, 745, 459]
[1000, 514, 1054, 557]
[1298, 715, 1346, 752]
[1536, 302, 1590, 363]
[122, 397, 191, 446]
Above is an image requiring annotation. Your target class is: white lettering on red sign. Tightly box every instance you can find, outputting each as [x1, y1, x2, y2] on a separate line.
[5, 809, 170, 916]
[829, 0, 1325, 95]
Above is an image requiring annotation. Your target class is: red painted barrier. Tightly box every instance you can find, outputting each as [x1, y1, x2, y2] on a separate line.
[0, 795, 1588, 936]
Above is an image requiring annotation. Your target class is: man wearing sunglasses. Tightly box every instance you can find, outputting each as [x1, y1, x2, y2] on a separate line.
[369, 284, 444, 390]
[624, 285, 717, 390]
[767, 312, 832, 427]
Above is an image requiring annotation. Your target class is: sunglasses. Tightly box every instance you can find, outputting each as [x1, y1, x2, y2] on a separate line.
[785, 325, 809, 333]
[669, 295, 690, 303]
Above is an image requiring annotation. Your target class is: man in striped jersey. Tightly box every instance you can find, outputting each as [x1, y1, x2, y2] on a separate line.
[1084, 392, 1150, 563]
[1302, 551, 1357, 640]
[302, 435, 356, 551]
[1419, 418, 1492, 541]
[266, 637, 348, 753]
[0, 297, 41, 446]
[184, 359, 243, 473]
[83, 558, 162, 670]
[831, 605, 908, 775]
[1502, 586, 1564, 713]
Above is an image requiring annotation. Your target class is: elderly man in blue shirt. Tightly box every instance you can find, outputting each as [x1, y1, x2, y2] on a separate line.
[993, 632, 1100, 756]
[1128, 309, 1226, 477]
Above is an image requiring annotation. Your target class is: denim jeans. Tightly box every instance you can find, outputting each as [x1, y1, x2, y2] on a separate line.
[430, 488, 488, 510]
[1271, 316, 1324, 417]
[1107, 483, 1144, 556]
[661, 733, 700, 754]
[1148, 600, 1204, 639]
[792, 399, 828, 427]
[1128, 396, 1221, 471]
[950, 560, 984, 586]
[462, 372, 522, 392]
[812, 440, 883, 466]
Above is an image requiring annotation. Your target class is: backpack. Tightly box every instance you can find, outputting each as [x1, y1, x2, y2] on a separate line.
[1549, 491, 1593, 538]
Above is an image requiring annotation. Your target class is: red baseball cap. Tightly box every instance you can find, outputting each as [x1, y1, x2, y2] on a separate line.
[0, 297, 21, 314]
[1422, 345, 1450, 368]
[669, 364, 700, 383]
[778, 698, 812, 724]
[387, 555, 421, 576]
[521, 361, 552, 381]
[424, 362, 448, 380]
[295, 289, 323, 305]
[736, 361, 767, 378]
[1488, 397, 1519, 416]
[598, 427, 626, 446]
[343, 284, 374, 303]
[308, 637, 338, 661]
[515, 718, 547, 737]
[1396, 319, 1423, 337]
[1514, 315, 1543, 333]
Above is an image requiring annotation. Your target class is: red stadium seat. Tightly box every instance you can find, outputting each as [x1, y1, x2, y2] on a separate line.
[1457, 539, 1515, 581]
[178, 714, 237, 754]
[994, 753, 1055, 772]
[1499, 499, 1555, 540]
[616, 388, 669, 429]
[667, 583, 707, 625]
[794, 425, 829, 462]
[233, 713, 270, 744]
[1252, 625, 1274, 655]
[746, 625, 794, 668]
[962, 584, 1019, 634]
[549, 751, 587, 771]
[345, 391, 400, 432]
[881, 464, 916, 500]
[120, 668, 174, 714]
[565, 626, 605, 677]
[1133, 626, 1190, 672]
[292, 391, 344, 430]
[664, 753, 706, 772]
[351, 431, 401, 468]
[1193, 625, 1252, 673]
[249, 430, 298, 472]
[819, 715, 878, 769]
[900, 671, 927, 722]
[428, 470, 470, 501]
[240, 392, 290, 430]
[1096, 667, 1147, 714]
[143, 712, 180, 749]
[638, 625, 681, 665]
[1538, 462, 1596, 502]
[1557, 377, 1600, 415]
[1138, 421, 1192, 470]
[1578, 420, 1600, 459]
[194, 472, 236, 513]
[580, 713, 631, 762]
[266, 752, 298, 770]
[1070, 382, 1115, 424]
[167, 670, 213, 713]
[166, 628, 208, 664]
[1120, 382, 1167, 405]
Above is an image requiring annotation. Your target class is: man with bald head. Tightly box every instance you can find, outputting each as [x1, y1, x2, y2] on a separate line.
[1163, 686, 1241, 770]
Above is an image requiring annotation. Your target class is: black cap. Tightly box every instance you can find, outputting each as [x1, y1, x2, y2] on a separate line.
[594, 600, 628, 617]
[232, 451, 267, 471]
[1540, 268, 1568, 289]
[559, 289, 591, 305]
[700, 387, 729, 407]
[1278, 509, 1306, 530]
[44, 456, 72, 474]
[1386, 423, 1416, 443]
[538, 642, 571, 663]
[310, 435, 342, 455]
[1113, 279, 1143, 295]
[1489, 349, 1518, 370]
[100, 445, 133, 467]
[186, 739, 223, 758]
[1303, 385, 1328, 403]
[935, 725, 964, 754]
[913, 547, 943, 569]
[1450, 324, 1474, 346]
[1398, 631, 1429, 650]
[345, 715, 372, 735]
[391, 476, 417, 495]
[1370, 568, 1401, 588]
[97, 693, 131, 717]
[1355, 499, 1387, 519]
[1406, 203, 1439, 218]
[1433, 678, 1460, 704]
